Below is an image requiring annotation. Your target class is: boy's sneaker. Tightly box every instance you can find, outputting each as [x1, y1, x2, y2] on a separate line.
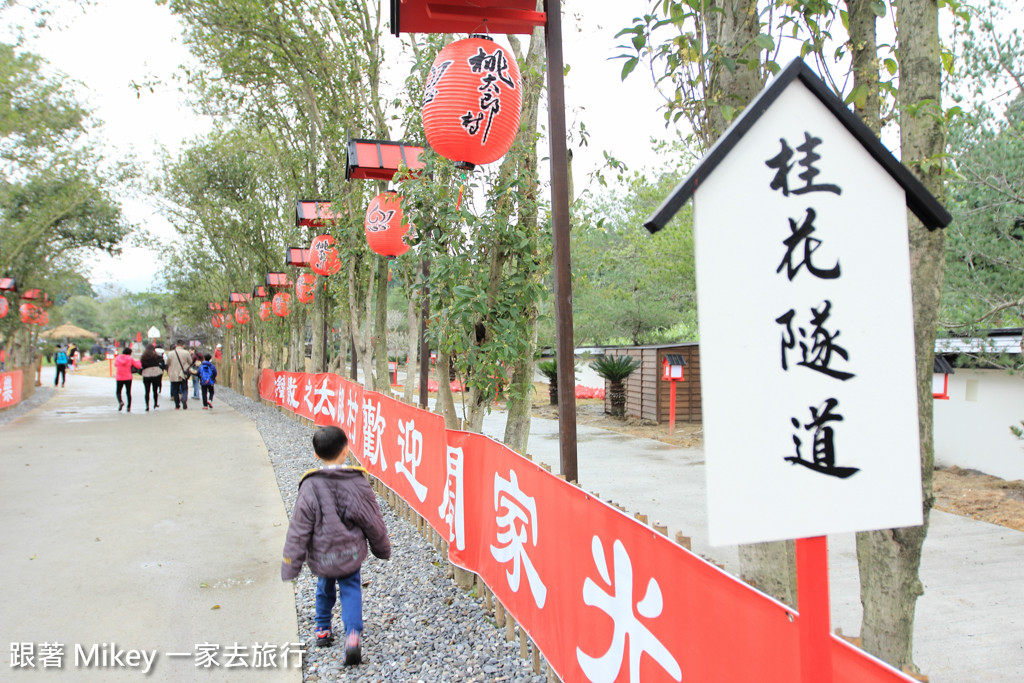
[314, 627, 332, 647]
[344, 630, 361, 666]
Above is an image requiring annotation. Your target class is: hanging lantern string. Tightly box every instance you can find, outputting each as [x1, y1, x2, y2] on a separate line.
[456, 172, 468, 211]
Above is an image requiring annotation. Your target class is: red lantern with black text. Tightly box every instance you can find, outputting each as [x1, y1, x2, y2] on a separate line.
[224, 316, 234, 330]
[309, 234, 341, 276]
[259, 301, 272, 321]
[296, 272, 317, 304]
[235, 306, 250, 325]
[422, 35, 522, 170]
[212, 313, 223, 328]
[38, 309, 49, 326]
[0, 297, 7, 319]
[273, 292, 291, 317]
[365, 192, 410, 258]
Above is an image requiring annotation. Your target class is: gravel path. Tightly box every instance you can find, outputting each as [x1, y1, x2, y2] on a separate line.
[0, 385, 54, 426]
[216, 387, 547, 683]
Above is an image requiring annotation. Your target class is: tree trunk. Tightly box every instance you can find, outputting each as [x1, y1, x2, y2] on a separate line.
[503, 308, 539, 454]
[435, 347, 459, 428]
[404, 292, 418, 403]
[857, 0, 945, 672]
[548, 377, 558, 406]
[738, 541, 796, 607]
[373, 255, 390, 392]
[608, 379, 627, 418]
[845, 0, 881, 135]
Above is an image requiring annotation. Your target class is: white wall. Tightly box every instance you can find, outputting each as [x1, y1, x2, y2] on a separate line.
[933, 369, 1024, 481]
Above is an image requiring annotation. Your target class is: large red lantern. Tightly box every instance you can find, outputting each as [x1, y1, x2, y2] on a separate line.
[364, 193, 411, 258]
[212, 314, 223, 328]
[309, 234, 341, 276]
[422, 35, 522, 170]
[38, 309, 49, 325]
[235, 306, 250, 325]
[272, 292, 291, 317]
[259, 301, 272, 321]
[224, 316, 234, 330]
[296, 272, 317, 304]
[0, 297, 7, 319]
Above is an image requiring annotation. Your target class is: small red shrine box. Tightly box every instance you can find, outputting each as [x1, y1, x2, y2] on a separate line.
[663, 354, 686, 381]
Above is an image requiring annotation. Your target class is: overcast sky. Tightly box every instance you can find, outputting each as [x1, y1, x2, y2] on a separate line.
[24, 1, 675, 294]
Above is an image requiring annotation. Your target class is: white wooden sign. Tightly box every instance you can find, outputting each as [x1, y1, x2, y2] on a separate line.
[647, 61, 949, 546]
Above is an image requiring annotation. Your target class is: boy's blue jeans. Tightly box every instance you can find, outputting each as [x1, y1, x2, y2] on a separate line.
[315, 570, 362, 635]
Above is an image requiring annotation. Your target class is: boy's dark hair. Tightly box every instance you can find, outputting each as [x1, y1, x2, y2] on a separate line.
[312, 426, 348, 461]
[204, 353, 212, 361]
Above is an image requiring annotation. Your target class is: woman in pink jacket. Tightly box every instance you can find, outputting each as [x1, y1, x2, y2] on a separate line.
[114, 346, 142, 412]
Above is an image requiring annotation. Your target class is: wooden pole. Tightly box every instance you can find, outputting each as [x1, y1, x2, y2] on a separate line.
[544, 0, 578, 484]
[669, 378, 677, 435]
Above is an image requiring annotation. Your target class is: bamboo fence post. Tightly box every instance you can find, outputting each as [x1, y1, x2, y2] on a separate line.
[506, 615, 516, 643]
[495, 599, 506, 628]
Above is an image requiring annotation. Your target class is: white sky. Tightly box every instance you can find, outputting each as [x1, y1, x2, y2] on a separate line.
[20, 1, 676, 293]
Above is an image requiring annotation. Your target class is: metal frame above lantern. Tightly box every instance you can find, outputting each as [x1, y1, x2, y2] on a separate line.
[0, 276, 16, 292]
[266, 272, 293, 289]
[296, 199, 339, 228]
[346, 138, 426, 181]
[252, 285, 268, 299]
[229, 292, 252, 304]
[389, 0, 545, 35]
[285, 247, 311, 268]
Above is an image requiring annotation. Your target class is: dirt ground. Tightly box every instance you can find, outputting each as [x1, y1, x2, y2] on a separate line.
[529, 382, 1024, 533]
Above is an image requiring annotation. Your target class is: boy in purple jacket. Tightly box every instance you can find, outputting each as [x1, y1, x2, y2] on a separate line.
[282, 426, 391, 664]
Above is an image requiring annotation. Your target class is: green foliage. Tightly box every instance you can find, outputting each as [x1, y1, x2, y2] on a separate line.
[537, 358, 557, 382]
[1011, 421, 1024, 440]
[941, 0, 1024, 332]
[571, 143, 697, 346]
[590, 354, 640, 382]
[0, 38, 132, 348]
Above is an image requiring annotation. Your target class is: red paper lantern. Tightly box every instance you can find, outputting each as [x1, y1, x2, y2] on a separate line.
[296, 272, 317, 304]
[212, 314, 223, 328]
[422, 35, 522, 170]
[224, 316, 234, 330]
[235, 306, 250, 325]
[365, 192, 410, 258]
[0, 297, 7, 319]
[259, 301, 272, 321]
[38, 309, 49, 326]
[272, 292, 291, 317]
[309, 234, 342, 276]
[19, 303, 42, 324]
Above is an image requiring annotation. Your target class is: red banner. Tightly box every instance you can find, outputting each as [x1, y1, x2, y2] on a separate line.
[257, 369, 912, 683]
[0, 370, 23, 410]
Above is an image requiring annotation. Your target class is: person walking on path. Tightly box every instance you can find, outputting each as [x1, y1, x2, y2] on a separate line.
[191, 347, 204, 399]
[53, 344, 68, 387]
[282, 426, 391, 664]
[166, 340, 194, 410]
[139, 343, 166, 412]
[113, 346, 141, 412]
[198, 353, 217, 410]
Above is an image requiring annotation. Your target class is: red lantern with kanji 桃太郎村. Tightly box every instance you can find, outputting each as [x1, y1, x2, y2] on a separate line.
[259, 301, 272, 321]
[422, 35, 522, 171]
[309, 234, 341, 276]
[272, 292, 291, 317]
[295, 272, 317, 304]
[0, 297, 7, 319]
[365, 192, 411, 258]
[235, 306, 250, 325]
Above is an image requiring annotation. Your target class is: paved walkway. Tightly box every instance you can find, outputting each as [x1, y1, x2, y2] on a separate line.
[0, 372, 299, 681]
[481, 411, 1024, 683]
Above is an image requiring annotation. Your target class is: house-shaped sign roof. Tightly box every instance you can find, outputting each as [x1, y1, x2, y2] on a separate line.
[644, 59, 952, 234]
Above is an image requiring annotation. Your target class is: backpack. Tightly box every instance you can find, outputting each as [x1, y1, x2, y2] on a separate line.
[55, 350, 68, 365]
[198, 362, 215, 386]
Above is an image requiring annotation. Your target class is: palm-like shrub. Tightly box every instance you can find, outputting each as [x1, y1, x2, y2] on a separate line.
[537, 359, 559, 405]
[591, 355, 640, 417]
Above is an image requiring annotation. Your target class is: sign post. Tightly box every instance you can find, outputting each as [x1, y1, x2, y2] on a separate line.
[645, 58, 951, 681]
